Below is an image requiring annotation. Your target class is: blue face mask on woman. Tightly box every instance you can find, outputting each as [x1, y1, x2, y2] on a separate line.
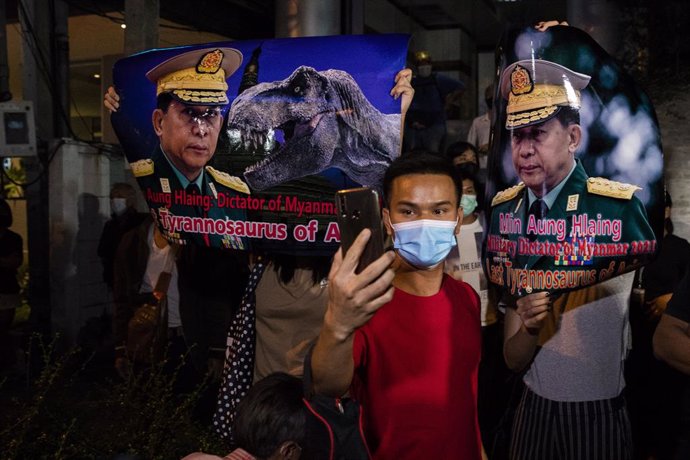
[390, 218, 458, 269]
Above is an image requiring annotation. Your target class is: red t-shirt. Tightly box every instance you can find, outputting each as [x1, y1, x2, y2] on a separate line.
[352, 275, 482, 460]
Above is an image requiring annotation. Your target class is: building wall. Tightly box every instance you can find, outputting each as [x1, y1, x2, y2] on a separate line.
[49, 140, 111, 344]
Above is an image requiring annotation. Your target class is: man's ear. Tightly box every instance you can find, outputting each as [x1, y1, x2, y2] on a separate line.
[382, 208, 393, 237]
[277, 440, 301, 460]
[455, 207, 464, 235]
[152, 109, 164, 136]
[568, 124, 582, 153]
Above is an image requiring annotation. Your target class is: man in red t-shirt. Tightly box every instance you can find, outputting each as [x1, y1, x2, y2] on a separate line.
[312, 153, 483, 459]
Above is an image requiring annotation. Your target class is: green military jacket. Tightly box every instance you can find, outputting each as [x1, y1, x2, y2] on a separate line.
[486, 161, 656, 297]
[132, 147, 251, 250]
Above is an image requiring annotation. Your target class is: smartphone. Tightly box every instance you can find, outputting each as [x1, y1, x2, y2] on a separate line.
[336, 187, 386, 274]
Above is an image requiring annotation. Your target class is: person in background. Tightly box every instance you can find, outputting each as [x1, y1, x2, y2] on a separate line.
[113, 215, 247, 422]
[404, 50, 464, 153]
[0, 199, 22, 370]
[467, 84, 495, 181]
[443, 170, 505, 453]
[446, 140, 486, 188]
[653, 268, 690, 460]
[184, 372, 305, 460]
[627, 190, 690, 460]
[97, 182, 145, 289]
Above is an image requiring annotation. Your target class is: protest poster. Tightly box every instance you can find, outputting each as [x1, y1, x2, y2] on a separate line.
[110, 34, 408, 254]
[485, 25, 663, 296]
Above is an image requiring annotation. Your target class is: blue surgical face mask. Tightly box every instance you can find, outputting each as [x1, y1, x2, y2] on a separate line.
[390, 218, 457, 269]
[461, 194, 477, 215]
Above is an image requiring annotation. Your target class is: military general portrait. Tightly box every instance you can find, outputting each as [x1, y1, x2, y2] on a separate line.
[485, 58, 657, 297]
[129, 47, 251, 249]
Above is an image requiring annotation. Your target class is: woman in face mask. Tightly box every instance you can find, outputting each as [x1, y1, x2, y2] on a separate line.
[97, 183, 146, 289]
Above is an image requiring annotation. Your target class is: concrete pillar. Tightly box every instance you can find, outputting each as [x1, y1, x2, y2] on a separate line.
[124, 0, 159, 55]
[275, 0, 342, 38]
[19, 0, 70, 334]
[567, 0, 623, 58]
[49, 140, 111, 344]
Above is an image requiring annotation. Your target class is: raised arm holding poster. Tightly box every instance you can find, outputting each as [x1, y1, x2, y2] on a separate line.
[109, 34, 409, 254]
[485, 25, 663, 298]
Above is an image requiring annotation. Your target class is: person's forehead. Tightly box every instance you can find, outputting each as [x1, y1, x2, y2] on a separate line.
[390, 173, 456, 198]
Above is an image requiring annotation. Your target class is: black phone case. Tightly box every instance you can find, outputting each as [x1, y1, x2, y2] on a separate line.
[336, 187, 385, 274]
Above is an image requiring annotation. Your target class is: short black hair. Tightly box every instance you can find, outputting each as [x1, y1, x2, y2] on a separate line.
[156, 92, 175, 112]
[383, 152, 462, 206]
[446, 141, 478, 163]
[233, 372, 306, 459]
[554, 106, 580, 127]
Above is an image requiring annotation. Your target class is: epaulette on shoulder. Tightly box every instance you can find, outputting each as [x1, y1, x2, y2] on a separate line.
[206, 166, 251, 195]
[130, 159, 154, 177]
[586, 177, 640, 200]
[491, 183, 525, 207]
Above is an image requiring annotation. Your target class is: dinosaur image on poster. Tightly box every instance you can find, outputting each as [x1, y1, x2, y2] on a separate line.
[227, 66, 401, 191]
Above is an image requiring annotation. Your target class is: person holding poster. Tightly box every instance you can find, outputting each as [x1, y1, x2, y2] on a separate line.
[128, 47, 252, 250]
[493, 57, 655, 460]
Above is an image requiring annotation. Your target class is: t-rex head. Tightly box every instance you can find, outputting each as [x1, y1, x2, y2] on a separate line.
[226, 66, 396, 191]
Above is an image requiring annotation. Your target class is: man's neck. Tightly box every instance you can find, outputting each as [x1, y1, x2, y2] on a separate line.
[392, 254, 445, 296]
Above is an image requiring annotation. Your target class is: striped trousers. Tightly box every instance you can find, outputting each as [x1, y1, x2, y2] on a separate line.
[510, 387, 633, 460]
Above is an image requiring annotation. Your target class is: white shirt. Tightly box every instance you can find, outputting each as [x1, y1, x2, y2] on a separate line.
[140, 225, 181, 328]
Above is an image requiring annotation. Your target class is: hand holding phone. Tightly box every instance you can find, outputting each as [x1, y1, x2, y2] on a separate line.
[336, 187, 386, 274]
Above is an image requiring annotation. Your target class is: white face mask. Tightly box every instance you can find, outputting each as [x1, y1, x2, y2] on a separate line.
[111, 198, 128, 216]
[417, 65, 432, 78]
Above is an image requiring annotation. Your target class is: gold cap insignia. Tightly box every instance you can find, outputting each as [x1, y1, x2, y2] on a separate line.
[196, 49, 223, 74]
[510, 65, 533, 96]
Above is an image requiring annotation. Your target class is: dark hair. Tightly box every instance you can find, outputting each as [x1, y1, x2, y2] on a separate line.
[234, 372, 306, 459]
[0, 199, 12, 228]
[554, 106, 580, 127]
[270, 254, 332, 285]
[446, 141, 478, 163]
[156, 92, 175, 112]
[665, 190, 673, 208]
[383, 152, 462, 206]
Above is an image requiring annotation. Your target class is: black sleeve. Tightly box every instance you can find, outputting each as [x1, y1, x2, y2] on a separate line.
[666, 264, 690, 323]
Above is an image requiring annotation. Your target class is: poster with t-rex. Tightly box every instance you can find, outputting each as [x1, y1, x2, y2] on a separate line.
[484, 25, 663, 297]
[110, 34, 408, 254]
